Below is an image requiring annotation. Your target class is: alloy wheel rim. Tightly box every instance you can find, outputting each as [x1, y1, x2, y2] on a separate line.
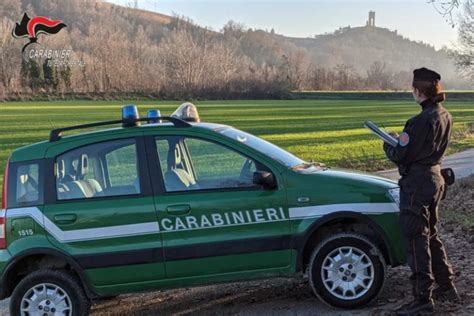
[321, 246, 374, 300]
[20, 283, 72, 316]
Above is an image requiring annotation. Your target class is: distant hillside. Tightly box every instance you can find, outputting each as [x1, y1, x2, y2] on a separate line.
[0, 0, 470, 101]
[2, 0, 173, 45]
[241, 26, 462, 87]
[287, 26, 457, 80]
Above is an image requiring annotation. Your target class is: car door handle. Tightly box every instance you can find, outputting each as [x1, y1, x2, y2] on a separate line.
[166, 205, 191, 215]
[53, 214, 77, 224]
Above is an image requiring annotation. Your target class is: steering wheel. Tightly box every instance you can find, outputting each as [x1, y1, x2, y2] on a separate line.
[239, 159, 255, 183]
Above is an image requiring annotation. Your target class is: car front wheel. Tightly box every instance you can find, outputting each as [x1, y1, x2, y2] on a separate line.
[10, 269, 90, 316]
[309, 233, 386, 309]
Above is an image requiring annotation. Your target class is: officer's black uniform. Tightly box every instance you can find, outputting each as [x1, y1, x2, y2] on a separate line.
[383, 68, 456, 314]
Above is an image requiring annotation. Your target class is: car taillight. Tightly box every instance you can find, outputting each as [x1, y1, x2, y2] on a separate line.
[0, 159, 9, 249]
[0, 215, 5, 249]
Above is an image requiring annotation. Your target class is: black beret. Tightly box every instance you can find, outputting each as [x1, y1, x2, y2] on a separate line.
[413, 67, 441, 82]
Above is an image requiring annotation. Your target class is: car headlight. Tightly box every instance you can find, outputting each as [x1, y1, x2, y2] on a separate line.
[388, 188, 400, 206]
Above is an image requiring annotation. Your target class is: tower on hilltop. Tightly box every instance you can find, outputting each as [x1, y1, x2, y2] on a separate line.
[366, 11, 375, 27]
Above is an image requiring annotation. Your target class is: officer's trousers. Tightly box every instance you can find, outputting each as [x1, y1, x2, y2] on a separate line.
[399, 174, 455, 301]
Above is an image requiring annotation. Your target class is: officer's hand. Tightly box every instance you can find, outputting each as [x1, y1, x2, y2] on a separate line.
[389, 132, 399, 138]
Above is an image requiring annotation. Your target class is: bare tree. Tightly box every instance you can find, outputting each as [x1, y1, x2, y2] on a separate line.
[221, 20, 246, 40]
[209, 40, 243, 87]
[366, 61, 393, 90]
[0, 18, 22, 95]
[427, 0, 463, 26]
[158, 26, 210, 96]
[453, 0, 473, 83]
[307, 66, 329, 91]
[281, 49, 310, 91]
[334, 64, 360, 91]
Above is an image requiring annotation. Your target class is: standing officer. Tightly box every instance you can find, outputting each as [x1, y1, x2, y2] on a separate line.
[383, 67, 459, 315]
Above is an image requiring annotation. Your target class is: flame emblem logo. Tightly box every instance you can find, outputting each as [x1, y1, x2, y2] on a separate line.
[12, 13, 67, 53]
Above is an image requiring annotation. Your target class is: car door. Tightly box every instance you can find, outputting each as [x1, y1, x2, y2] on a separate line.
[147, 133, 291, 280]
[43, 136, 165, 288]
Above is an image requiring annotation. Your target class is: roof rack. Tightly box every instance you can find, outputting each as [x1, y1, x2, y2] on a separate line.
[49, 116, 191, 142]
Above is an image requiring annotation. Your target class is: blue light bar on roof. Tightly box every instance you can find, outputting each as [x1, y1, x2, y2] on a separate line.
[122, 105, 140, 127]
[147, 109, 162, 124]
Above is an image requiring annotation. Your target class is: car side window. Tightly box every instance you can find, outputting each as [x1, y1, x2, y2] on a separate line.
[106, 145, 138, 187]
[56, 139, 141, 201]
[155, 136, 263, 192]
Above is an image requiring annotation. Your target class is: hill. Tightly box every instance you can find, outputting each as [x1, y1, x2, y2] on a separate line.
[238, 25, 464, 88]
[289, 26, 455, 77]
[0, 0, 470, 100]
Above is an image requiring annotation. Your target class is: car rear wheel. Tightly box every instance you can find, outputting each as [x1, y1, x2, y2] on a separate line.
[10, 269, 90, 316]
[308, 233, 386, 309]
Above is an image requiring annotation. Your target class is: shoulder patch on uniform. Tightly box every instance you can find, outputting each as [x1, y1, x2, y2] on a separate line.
[398, 132, 410, 147]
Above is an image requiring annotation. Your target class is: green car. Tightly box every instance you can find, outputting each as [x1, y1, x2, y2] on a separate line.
[0, 104, 404, 315]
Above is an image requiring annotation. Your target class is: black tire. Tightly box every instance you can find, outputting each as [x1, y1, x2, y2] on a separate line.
[10, 269, 91, 316]
[308, 233, 386, 309]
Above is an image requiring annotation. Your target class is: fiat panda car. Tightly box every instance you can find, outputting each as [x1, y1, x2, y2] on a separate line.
[0, 104, 404, 315]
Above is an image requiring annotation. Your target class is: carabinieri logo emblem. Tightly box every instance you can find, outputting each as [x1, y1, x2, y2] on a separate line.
[12, 13, 67, 53]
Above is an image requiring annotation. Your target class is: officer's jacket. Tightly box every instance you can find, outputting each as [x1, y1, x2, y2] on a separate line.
[383, 99, 452, 175]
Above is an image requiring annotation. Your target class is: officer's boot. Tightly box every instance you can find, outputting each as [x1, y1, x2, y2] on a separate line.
[395, 298, 434, 316]
[433, 285, 460, 303]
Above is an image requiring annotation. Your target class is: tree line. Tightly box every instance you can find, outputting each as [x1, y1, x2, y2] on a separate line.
[0, 0, 471, 100]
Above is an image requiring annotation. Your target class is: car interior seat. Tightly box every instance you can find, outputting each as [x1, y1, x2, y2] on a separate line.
[164, 143, 198, 191]
[65, 154, 104, 199]
[56, 159, 71, 197]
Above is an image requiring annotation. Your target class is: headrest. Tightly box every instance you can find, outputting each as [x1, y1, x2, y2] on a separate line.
[174, 146, 182, 166]
[57, 159, 65, 179]
[79, 154, 89, 177]
[17, 166, 30, 184]
[167, 142, 182, 170]
[19, 174, 28, 185]
[167, 143, 175, 170]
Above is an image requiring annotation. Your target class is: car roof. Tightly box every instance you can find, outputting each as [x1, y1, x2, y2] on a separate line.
[9, 122, 230, 163]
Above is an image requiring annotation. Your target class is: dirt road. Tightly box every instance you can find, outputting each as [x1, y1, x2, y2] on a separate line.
[376, 148, 474, 180]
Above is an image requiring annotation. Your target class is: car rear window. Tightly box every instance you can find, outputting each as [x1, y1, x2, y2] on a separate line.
[8, 161, 43, 208]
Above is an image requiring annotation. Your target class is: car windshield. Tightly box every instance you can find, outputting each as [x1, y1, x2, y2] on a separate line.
[218, 127, 305, 168]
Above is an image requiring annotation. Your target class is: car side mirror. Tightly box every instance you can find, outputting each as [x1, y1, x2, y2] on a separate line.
[253, 171, 276, 189]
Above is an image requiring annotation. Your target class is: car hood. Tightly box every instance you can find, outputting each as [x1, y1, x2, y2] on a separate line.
[333, 168, 398, 187]
[284, 166, 399, 206]
[295, 166, 398, 188]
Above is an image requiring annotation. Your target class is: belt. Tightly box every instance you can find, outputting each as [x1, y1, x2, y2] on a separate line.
[411, 163, 441, 170]
[399, 163, 441, 176]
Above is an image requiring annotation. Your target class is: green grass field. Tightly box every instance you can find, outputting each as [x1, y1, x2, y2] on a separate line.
[1, 99, 473, 200]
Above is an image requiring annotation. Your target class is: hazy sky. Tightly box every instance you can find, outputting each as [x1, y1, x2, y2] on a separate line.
[109, 0, 460, 49]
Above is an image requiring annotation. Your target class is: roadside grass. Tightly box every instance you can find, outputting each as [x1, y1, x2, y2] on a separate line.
[0, 99, 473, 203]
